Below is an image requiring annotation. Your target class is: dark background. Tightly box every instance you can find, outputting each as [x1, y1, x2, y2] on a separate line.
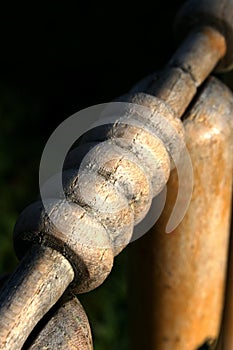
[0, 1, 217, 349]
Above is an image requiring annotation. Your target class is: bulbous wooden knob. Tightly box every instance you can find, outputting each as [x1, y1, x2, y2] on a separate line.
[13, 199, 114, 294]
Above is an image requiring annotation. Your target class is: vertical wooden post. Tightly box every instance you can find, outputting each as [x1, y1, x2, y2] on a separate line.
[216, 222, 233, 350]
[128, 77, 233, 350]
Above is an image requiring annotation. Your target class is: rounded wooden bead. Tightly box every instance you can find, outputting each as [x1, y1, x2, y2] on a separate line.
[108, 128, 170, 197]
[75, 141, 152, 221]
[81, 93, 184, 160]
[114, 92, 185, 170]
[39, 167, 134, 255]
[81, 123, 171, 194]
[63, 167, 135, 255]
[80, 94, 175, 193]
[63, 142, 99, 171]
[174, 0, 233, 71]
[13, 199, 114, 294]
[119, 93, 184, 153]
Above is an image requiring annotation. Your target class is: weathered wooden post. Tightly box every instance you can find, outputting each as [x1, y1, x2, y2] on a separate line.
[216, 220, 233, 350]
[128, 1, 233, 348]
[0, 0, 233, 349]
[128, 77, 233, 350]
[0, 275, 93, 350]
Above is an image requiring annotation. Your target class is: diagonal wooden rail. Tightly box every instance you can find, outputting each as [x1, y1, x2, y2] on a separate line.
[2, 77, 233, 350]
[0, 0, 233, 349]
[0, 275, 93, 350]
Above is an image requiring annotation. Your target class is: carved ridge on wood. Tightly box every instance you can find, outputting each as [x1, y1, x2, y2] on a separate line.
[1, 0, 233, 349]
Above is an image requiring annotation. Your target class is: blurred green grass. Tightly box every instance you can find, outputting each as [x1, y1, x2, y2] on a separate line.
[0, 84, 41, 273]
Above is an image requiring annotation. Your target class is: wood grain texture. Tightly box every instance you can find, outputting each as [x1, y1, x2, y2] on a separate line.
[26, 294, 93, 350]
[175, 0, 233, 71]
[148, 27, 226, 116]
[117, 92, 184, 163]
[0, 276, 93, 350]
[128, 77, 233, 350]
[169, 27, 226, 87]
[217, 220, 233, 350]
[0, 244, 74, 350]
[1, 2, 232, 346]
[13, 200, 114, 294]
[147, 66, 196, 117]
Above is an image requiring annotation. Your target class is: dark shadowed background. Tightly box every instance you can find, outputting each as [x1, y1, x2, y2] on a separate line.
[2, 1, 219, 349]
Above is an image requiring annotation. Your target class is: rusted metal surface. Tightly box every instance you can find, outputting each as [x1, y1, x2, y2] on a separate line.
[128, 77, 233, 350]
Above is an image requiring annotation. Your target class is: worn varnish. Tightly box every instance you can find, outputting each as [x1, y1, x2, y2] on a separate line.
[26, 294, 93, 350]
[0, 0, 233, 348]
[217, 217, 233, 350]
[128, 77, 233, 350]
[0, 245, 74, 350]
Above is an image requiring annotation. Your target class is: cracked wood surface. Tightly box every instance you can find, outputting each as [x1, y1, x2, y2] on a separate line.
[128, 77, 233, 350]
